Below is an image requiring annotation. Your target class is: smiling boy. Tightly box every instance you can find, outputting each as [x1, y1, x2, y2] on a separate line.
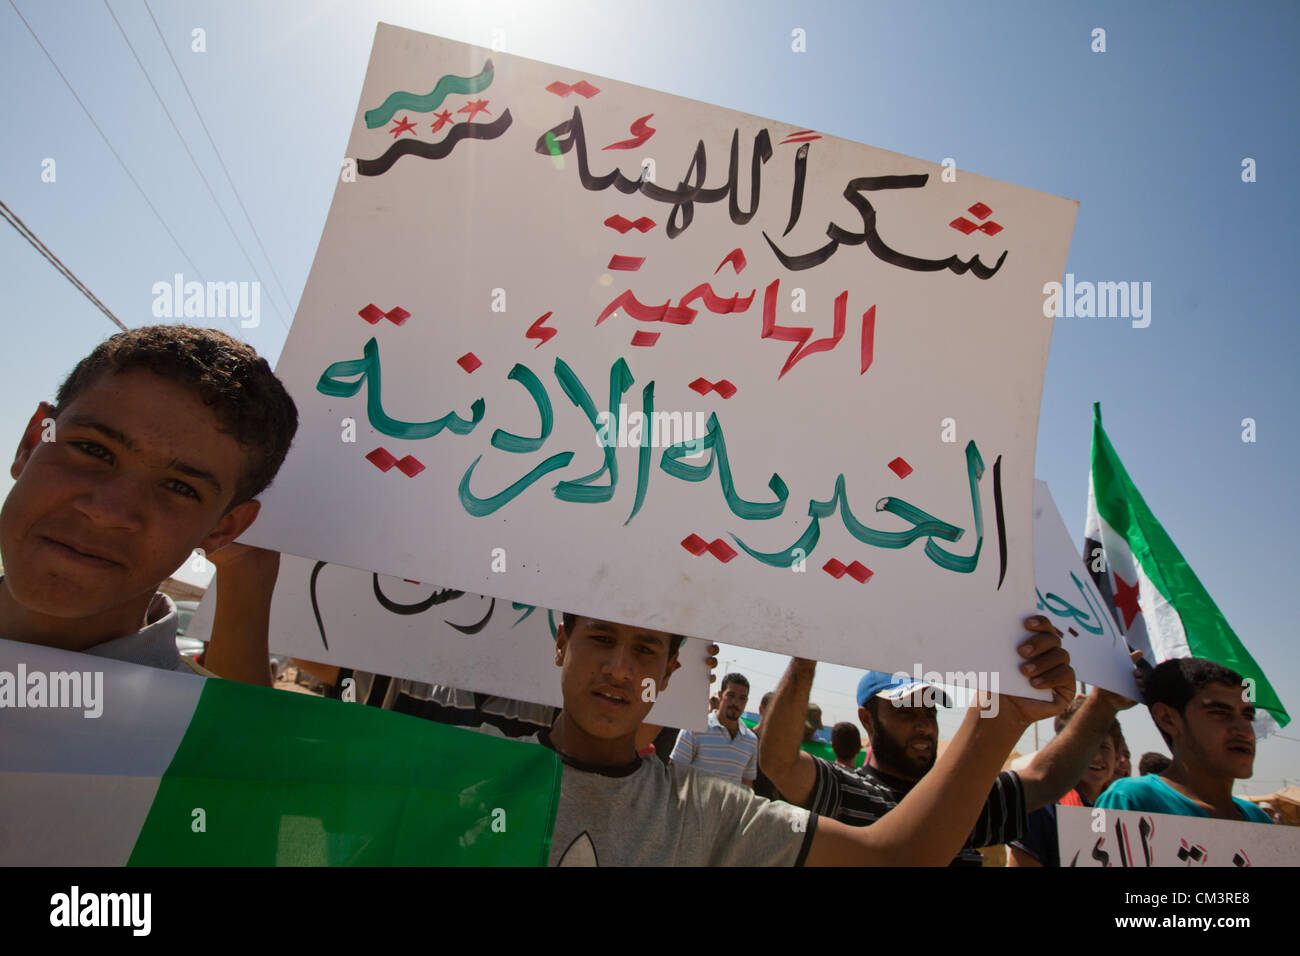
[1007, 692, 1127, 866]
[0, 326, 297, 675]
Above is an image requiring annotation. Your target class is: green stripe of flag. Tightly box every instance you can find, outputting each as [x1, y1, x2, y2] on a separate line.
[1089, 404, 1288, 728]
[128, 678, 562, 865]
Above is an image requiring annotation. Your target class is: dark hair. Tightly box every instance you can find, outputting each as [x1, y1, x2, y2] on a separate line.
[719, 672, 749, 695]
[1144, 658, 1245, 748]
[831, 721, 862, 762]
[1052, 695, 1086, 735]
[54, 325, 298, 509]
[1050, 697, 1123, 764]
[559, 612, 686, 656]
[1138, 751, 1171, 776]
[760, 691, 774, 711]
[1053, 694, 1122, 750]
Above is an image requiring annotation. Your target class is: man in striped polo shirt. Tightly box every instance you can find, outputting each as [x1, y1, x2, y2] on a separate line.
[670, 672, 758, 788]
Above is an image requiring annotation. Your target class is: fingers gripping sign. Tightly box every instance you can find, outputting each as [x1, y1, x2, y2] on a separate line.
[996, 616, 1077, 724]
[706, 643, 720, 684]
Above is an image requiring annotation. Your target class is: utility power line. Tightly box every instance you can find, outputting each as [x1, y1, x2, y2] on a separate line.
[8, 0, 208, 285]
[1, 199, 128, 331]
[103, 0, 290, 331]
[143, 0, 297, 320]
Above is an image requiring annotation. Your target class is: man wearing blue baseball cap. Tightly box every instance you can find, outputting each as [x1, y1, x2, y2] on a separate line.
[854, 670, 953, 779]
[759, 647, 1136, 866]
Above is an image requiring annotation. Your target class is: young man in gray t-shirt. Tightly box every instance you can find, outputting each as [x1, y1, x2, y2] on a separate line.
[543, 612, 1075, 866]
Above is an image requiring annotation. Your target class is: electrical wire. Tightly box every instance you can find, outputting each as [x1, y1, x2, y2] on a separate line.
[103, 0, 290, 330]
[143, 0, 297, 319]
[7, 0, 208, 285]
[1, 199, 129, 332]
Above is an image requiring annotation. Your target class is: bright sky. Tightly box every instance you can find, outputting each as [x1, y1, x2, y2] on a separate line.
[2, 0, 1297, 794]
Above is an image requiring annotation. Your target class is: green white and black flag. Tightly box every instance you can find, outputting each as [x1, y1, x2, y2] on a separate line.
[1083, 403, 1287, 733]
[0, 639, 562, 864]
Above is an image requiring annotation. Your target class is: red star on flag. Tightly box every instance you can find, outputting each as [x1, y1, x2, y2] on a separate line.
[389, 115, 418, 138]
[430, 109, 454, 133]
[457, 99, 492, 121]
[1112, 571, 1143, 630]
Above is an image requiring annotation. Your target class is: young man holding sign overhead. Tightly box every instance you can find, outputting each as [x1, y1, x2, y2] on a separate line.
[541, 611, 1074, 866]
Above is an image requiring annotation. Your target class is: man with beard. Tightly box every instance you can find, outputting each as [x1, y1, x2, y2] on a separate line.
[1095, 658, 1272, 823]
[671, 672, 757, 787]
[760, 660, 1139, 865]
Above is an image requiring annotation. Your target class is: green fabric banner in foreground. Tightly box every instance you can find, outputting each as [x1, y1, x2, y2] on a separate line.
[0, 640, 562, 865]
[1083, 404, 1288, 731]
[130, 679, 562, 865]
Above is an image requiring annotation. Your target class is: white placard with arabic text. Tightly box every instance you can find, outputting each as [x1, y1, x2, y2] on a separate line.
[1033, 480, 1141, 700]
[245, 23, 1078, 690]
[1058, 804, 1297, 867]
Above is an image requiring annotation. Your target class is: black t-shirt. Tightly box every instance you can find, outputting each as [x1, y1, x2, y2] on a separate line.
[808, 756, 1028, 866]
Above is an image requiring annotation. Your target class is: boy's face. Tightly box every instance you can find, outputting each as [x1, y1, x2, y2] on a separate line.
[1157, 681, 1256, 780]
[1080, 735, 1118, 793]
[0, 369, 258, 631]
[1114, 744, 1131, 779]
[555, 616, 679, 741]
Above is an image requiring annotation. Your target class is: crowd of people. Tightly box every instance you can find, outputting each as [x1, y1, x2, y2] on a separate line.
[0, 325, 1276, 866]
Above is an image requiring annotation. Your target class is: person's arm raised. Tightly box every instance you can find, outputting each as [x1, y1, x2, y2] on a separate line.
[805, 616, 1074, 866]
[203, 543, 280, 687]
[758, 657, 819, 808]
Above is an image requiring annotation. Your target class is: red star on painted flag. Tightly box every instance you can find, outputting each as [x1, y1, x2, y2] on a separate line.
[1112, 571, 1143, 630]
[457, 99, 492, 121]
[389, 115, 418, 138]
[430, 109, 454, 133]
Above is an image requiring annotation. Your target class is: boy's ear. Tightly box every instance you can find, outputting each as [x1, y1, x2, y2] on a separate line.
[659, 650, 681, 690]
[198, 499, 261, 555]
[554, 627, 568, 667]
[1150, 702, 1180, 743]
[11, 403, 56, 480]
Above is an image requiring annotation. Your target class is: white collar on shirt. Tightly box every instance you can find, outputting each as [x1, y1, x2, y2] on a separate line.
[707, 710, 754, 741]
